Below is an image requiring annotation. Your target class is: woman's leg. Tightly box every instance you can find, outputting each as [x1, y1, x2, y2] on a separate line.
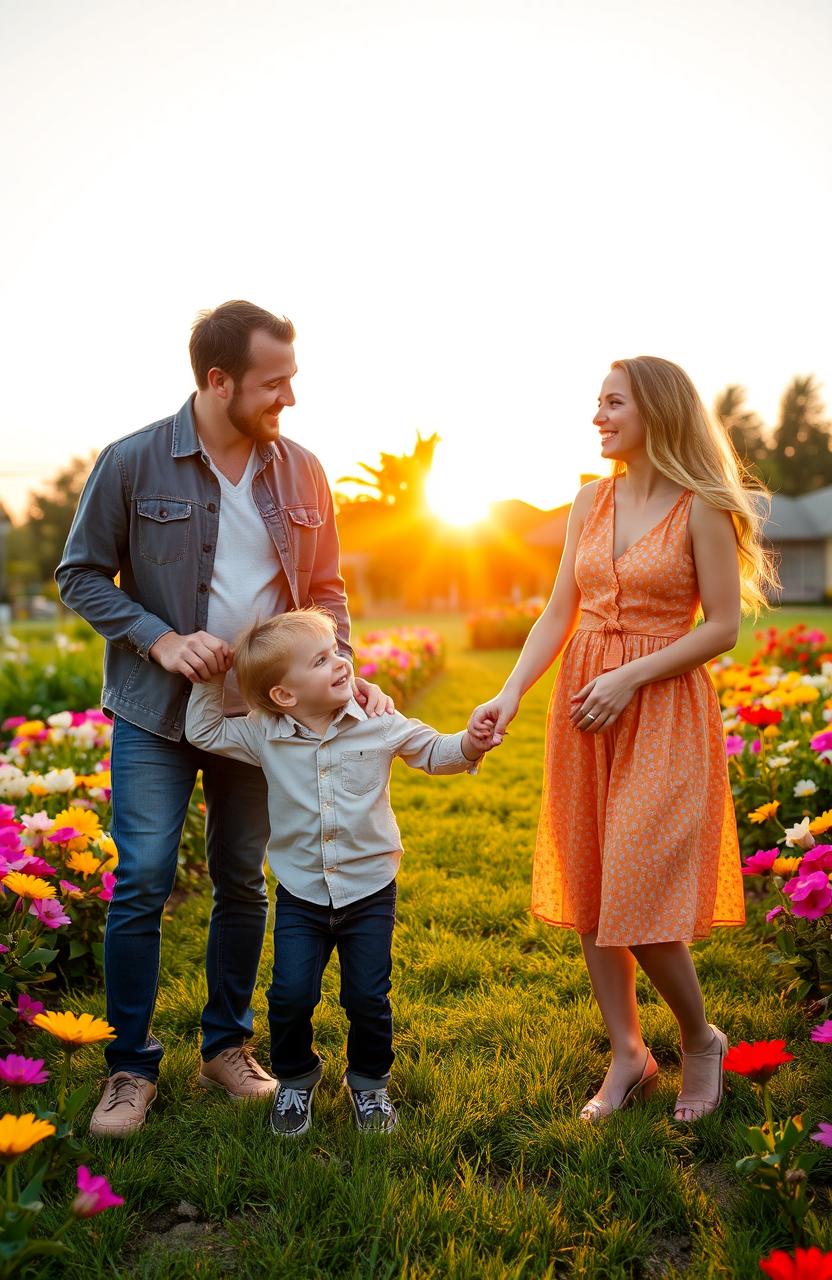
[630, 941, 724, 1120]
[580, 929, 652, 1108]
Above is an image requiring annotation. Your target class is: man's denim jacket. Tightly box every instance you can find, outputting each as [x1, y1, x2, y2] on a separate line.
[56, 396, 352, 742]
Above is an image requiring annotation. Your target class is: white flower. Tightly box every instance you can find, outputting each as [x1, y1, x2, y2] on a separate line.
[779, 740, 799, 752]
[819, 750, 832, 765]
[800, 674, 827, 688]
[41, 768, 76, 794]
[801, 711, 814, 723]
[0, 766, 32, 800]
[47, 711, 73, 729]
[822, 662, 832, 680]
[767, 756, 790, 768]
[784, 816, 815, 850]
[2, 633, 20, 649]
[69, 722, 98, 748]
[794, 778, 818, 797]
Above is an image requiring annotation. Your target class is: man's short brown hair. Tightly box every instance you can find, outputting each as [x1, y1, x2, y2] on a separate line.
[234, 608, 338, 715]
[189, 300, 296, 390]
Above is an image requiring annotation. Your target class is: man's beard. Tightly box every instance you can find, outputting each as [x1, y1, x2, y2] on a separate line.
[227, 393, 279, 442]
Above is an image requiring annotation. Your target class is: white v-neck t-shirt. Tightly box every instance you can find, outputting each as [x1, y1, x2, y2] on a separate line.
[201, 443, 292, 714]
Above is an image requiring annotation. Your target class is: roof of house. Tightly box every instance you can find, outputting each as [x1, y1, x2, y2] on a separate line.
[764, 485, 832, 542]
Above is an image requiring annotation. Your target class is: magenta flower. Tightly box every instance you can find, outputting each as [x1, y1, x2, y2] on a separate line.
[47, 826, 83, 845]
[0, 804, 17, 821]
[98, 871, 117, 904]
[766, 905, 785, 922]
[783, 870, 832, 920]
[1, 717, 26, 731]
[16, 856, 58, 877]
[0, 827, 24, 856]
[0, 944, 7, 954]
[16, 994, 45, 1024]
[751, 739, 761, 754]
[742, 847, 780, 876]
[59, 879, 83, 896]
[810, 1122, 832, 1148]
[810, 1020, 832, 1044]
[725, 735, 745, 756]
[811, 729, 832, 753]
[0, 1054, 49, 1087]
[801, 845, 832, 873]
[72, 1166, 125, 1217]
[29, 898, 72, 929]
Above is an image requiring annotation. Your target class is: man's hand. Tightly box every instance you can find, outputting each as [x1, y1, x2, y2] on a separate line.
[353, 677, 395, 717]
[148, 630, 233, 683]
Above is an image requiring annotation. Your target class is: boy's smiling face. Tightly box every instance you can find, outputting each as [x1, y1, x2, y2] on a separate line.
[269, 629, 353, 718]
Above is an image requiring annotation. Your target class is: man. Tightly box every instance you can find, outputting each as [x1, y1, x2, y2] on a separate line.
[57, 300, 389, 1137]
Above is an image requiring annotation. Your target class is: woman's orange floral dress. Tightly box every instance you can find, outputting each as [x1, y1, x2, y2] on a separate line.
[532, 477, 745, 946]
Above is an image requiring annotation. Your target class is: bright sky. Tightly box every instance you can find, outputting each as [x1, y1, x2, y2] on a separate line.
[2, 0, 830, 524]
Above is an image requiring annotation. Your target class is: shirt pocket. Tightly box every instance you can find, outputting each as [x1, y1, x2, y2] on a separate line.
[340, 748, 381, 796]
[136, 498, 192, 565]
[284, 506, 323, 571]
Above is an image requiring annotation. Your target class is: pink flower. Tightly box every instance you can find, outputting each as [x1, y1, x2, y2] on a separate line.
[0, 827, 24, 855]
[766, 906, 785, 922]
[20, 811, 53, 833]
[0, 1053, 49, 1086]
[810, 1020, 832, 1044]
[0, 804, 16, 822]
[358, 662, 378, 678]
[98, 871, 117, 904]
[811, 730, 832, 753]
[725, 735, 745, 756]
[47, 826, 83, 845]
[72, 1166, 125, 1217]
[751, 739, 761, 754]
[59, 879, 83, 896]
[29, 898, 72, 928]
[810, 1122, 832, 1148]
[742, 848, 780, 876]
[16, 994, 45, 1024]
[16, 856, 58, 877]
[0, 944, 7, 954]
[2, 717, 27, 731]
[800, 845, 832, 873]
[783, 870, 832, 920]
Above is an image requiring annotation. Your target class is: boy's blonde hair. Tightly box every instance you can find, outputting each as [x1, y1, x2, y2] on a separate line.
[234, 608, 339, 715]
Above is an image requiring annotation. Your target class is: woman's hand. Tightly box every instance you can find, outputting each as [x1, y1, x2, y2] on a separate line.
[468, 692, 520, 746]
[353, 678, 395, 716]
[569, 666, 640, 733]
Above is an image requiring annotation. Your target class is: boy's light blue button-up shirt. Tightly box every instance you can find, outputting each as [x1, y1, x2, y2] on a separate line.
[185, 681, 480, 907]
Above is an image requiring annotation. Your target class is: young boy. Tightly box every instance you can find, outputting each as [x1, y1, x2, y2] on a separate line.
[185, 608, 496, 1136]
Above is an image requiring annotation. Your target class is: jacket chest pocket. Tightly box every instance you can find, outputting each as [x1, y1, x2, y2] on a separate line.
[285, 506, 323, 572]
[340, 749, 381, 796]
[136, 499, 192, 565]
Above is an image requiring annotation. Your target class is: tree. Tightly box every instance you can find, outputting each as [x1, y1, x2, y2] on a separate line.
[771, 375, 832, 495]
[715, 386, 772, 477]
[7, 453, 96, 586]
[338, 433, 440, 513]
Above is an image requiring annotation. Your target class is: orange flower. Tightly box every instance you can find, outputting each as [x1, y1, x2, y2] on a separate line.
[33, 1011, 115, 1047]
[1, 872, 56, 901]
[65, 850, 103, 879]
[748, 801, 779, 824]
[49, 806, 102, 852]
[0, 1113, 56, 1158]
[809, 809, 832, 836]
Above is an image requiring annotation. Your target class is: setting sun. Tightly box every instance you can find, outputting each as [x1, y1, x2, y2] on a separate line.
[425, 457, 493, 528]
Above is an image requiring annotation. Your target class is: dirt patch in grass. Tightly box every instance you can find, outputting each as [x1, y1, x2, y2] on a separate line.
[644, 1232, 693, 1277]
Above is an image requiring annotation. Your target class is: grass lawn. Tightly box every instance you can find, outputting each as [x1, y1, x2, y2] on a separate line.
[28, 606, 832, 1277]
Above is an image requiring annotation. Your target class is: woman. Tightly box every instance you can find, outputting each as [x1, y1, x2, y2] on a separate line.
[470, 357, 776, 1122]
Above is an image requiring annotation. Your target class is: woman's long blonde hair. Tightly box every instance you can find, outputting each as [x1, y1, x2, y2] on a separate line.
[610, 356, 778, 614]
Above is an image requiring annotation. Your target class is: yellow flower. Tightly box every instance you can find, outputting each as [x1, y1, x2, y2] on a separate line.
[49, 806, 102, 852]
[96, 834, 118, 868]
[0, 1113, 56, 1158]
[1, 871, 56, 900]
[762, 725, 780, 739]
[772, 857, 803, 876]
[15, 721, 45, 738]
[28, 782, 48, 797]
[809, 809, 832, 836]
[66, 850, 103, 879]
[748, 801, 780, 824]
[33, 1011, 116, 1047]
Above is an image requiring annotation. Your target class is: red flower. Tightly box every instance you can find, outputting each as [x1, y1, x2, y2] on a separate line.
[759, 1247, 832, 1279]
[723, 1039, 794, 1084]
[738, 706, 783, 727]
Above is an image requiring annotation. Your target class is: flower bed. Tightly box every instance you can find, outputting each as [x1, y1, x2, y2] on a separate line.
[354, 627, 445, 702]
[713, 627, 832, 1003]
[467, 600, 544, 650]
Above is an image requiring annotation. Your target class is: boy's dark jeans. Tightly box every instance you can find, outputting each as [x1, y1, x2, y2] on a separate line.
[268, 880, 396, 1091]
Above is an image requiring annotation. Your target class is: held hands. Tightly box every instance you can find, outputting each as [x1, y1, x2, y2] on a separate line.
[148, 630, 233, 683]
[569, 666, 639, 733]
[353, 677, 395, 717]
[467, 692, 520, 748]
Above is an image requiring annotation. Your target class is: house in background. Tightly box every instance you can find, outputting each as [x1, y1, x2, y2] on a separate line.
[764, 485, 832, 603]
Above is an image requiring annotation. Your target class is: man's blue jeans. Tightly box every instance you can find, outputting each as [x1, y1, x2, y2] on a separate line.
[106, 715, 270, 1081]
[268, 880, 396, 1091]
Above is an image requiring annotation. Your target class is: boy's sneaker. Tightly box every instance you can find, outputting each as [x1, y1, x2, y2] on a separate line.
[89, 1072, 157, 1139]
[347, 1081, 398, 1133]
[269, 1080, 318, 1136]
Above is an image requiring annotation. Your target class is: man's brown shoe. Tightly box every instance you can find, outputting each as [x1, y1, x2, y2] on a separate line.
[199, 1046, 276, 1099]
[89, 1072, 157, 1138]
